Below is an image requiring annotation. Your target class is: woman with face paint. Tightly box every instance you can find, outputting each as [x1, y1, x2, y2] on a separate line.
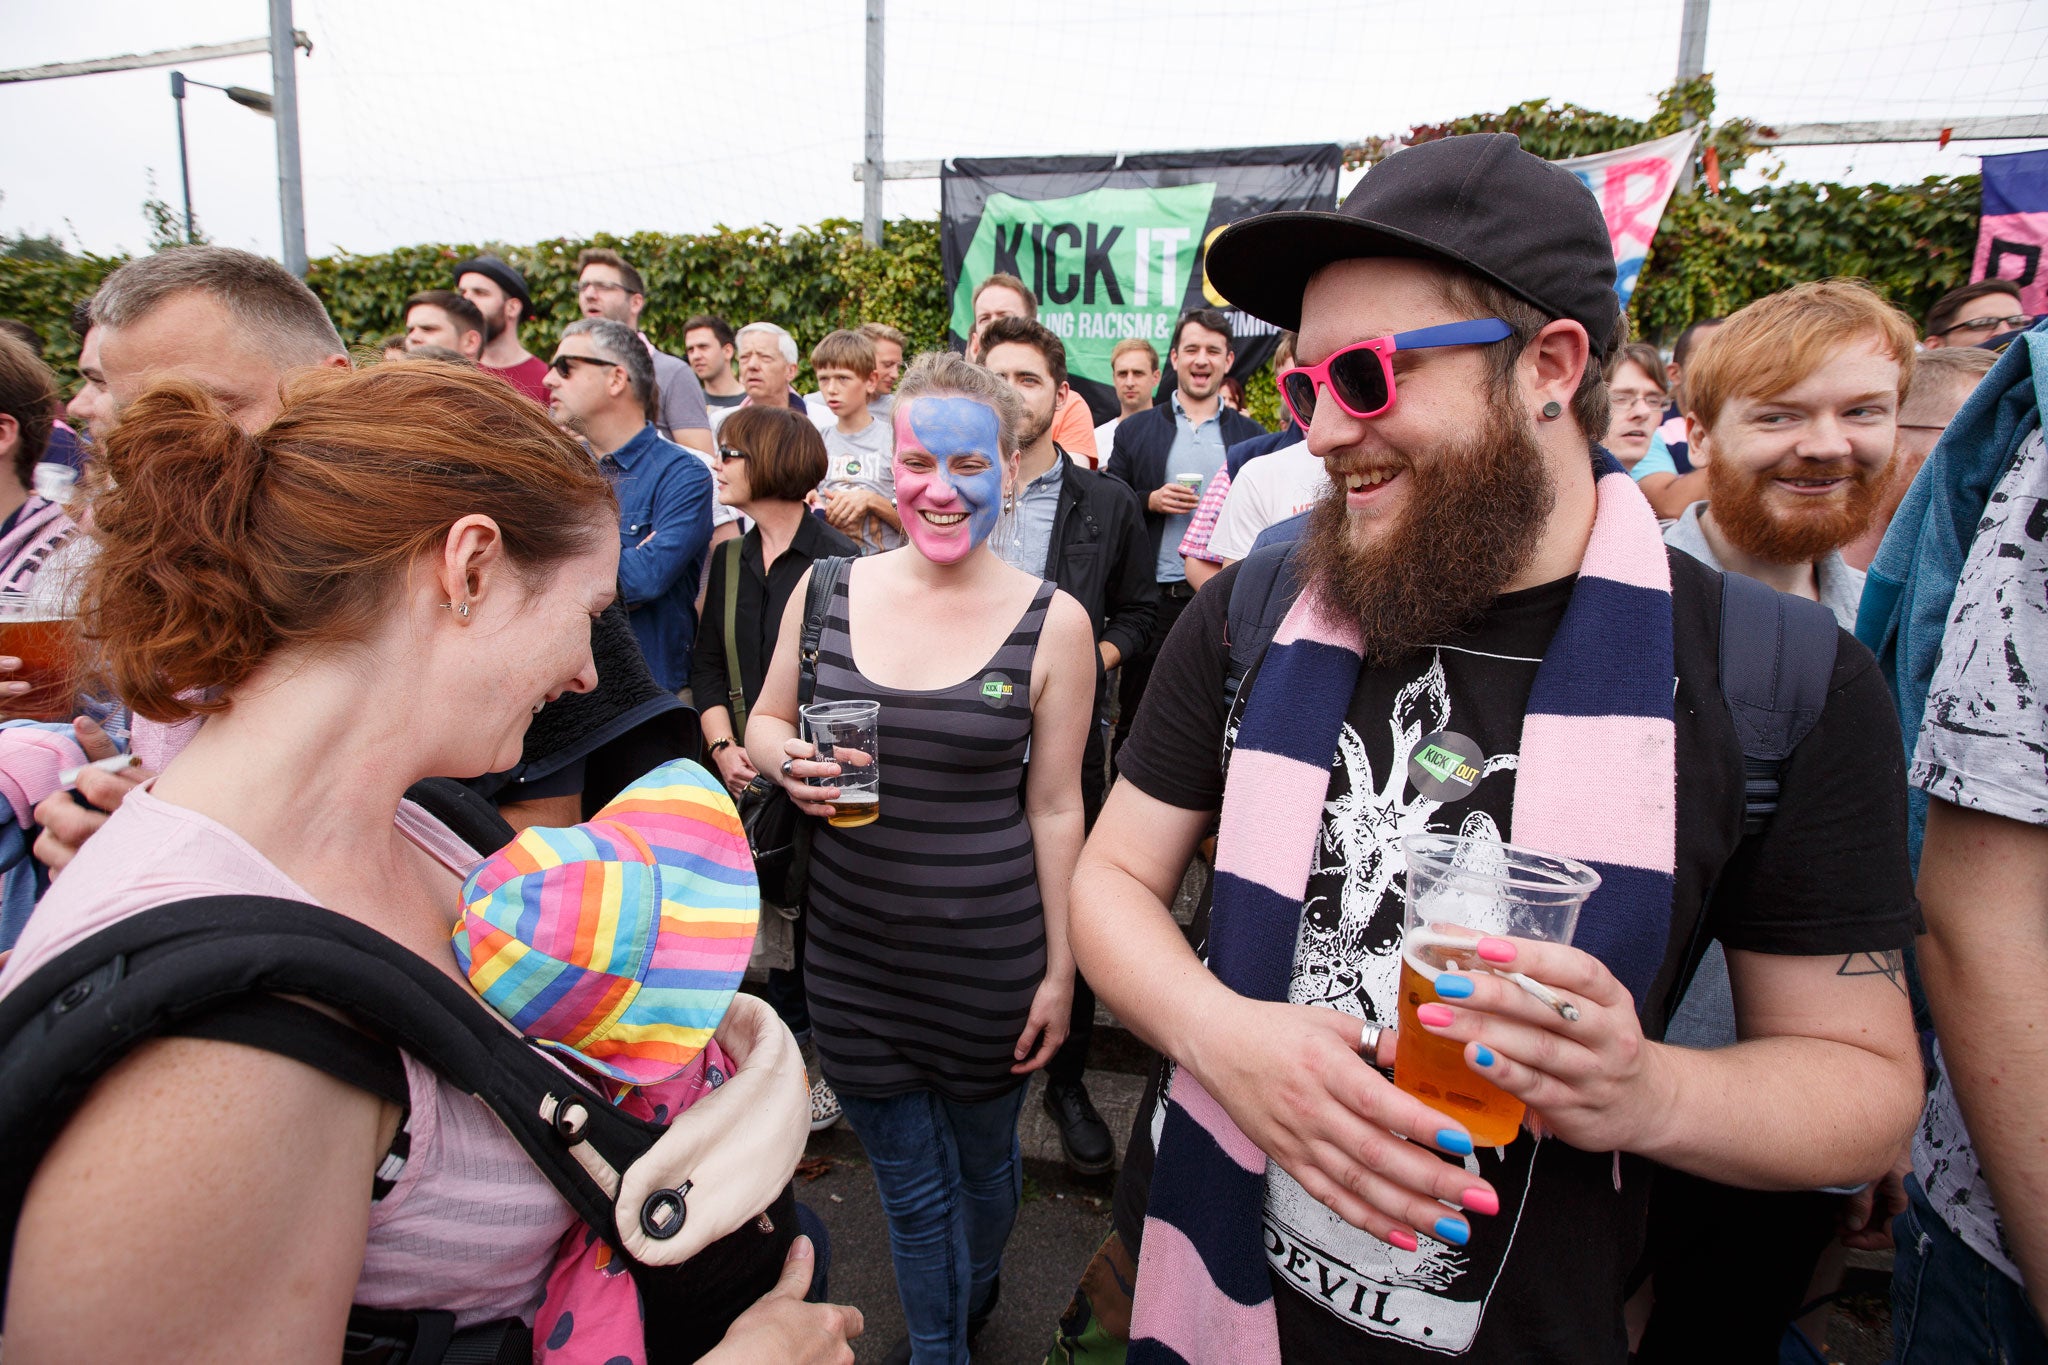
[748, 351, 1098, 1364]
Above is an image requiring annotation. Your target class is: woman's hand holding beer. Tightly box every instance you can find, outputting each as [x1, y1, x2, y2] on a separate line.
[1410, 936, 1675, 1155]
[1189, 996, 1500, 1253]
[0, 656, 33, 702]
[773, 738, 843, 818]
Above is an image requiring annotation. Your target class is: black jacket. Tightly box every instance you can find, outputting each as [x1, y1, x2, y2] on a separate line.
[1042, 452, 1158, 669]
[1104, 399, 1269, 571]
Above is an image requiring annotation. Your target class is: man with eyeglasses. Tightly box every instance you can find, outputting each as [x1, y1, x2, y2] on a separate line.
[574, 248, 715, 455]
[1050, 133, 1920, 1365]
[1921, 279, 2031, 349]
[543, 318, 714, 697]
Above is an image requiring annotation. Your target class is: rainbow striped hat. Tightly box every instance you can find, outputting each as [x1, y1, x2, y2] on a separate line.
[453, 760, 759, 1085]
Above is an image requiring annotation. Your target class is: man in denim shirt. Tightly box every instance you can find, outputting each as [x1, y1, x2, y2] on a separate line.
[545, 319, 714, 695]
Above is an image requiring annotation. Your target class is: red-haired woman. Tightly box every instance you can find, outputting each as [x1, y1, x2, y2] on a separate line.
[0, 362, 859, 1363]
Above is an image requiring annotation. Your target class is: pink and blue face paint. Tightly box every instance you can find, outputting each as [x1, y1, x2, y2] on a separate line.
[893, 396, 1006, 565]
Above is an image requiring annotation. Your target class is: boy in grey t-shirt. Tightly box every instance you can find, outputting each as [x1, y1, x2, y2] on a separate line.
[811, 329, 902, 554]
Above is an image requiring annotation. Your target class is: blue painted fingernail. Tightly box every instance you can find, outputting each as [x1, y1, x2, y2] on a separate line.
[1434, 973, 1474, 999]
[1473, 1045, 1495, 1067]
[1433, 1216, 1471, 1246]
[1435, 1129, 1474, 1156]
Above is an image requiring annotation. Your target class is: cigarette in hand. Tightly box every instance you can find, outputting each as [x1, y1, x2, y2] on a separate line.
[58, 754, 140, 791]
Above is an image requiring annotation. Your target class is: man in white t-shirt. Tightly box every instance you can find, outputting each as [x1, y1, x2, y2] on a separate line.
[1203, 441, 1328, 565]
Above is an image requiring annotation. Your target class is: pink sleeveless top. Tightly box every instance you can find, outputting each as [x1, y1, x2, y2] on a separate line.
[0, 787, 578, 1328]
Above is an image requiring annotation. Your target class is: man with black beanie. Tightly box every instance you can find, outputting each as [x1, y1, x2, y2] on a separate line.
[456, 254, 550, 404]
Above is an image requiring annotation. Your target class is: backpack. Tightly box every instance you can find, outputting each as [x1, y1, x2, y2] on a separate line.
[1220, 541, 1839, 837]
[0, 779, 810, 1364]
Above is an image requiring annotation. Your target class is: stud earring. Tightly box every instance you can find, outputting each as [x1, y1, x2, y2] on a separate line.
[1540, 401, 1563, 420]
[441, 601, 471, 618]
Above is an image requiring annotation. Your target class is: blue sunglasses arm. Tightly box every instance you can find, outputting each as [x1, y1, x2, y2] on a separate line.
[1389, 318, 1514, 352]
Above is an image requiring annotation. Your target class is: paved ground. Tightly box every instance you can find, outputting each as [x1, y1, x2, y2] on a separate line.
[802, 1116, 1117, 1365]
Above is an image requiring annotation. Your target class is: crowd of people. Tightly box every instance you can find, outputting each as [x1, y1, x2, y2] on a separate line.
[0, 126, 2039, 1365]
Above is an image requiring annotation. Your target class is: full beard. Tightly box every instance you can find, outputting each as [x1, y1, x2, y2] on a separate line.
[1708, 457, 1880, 564]
[1295, 399, 1556, 667]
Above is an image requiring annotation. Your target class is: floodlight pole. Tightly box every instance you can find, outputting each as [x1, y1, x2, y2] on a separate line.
[862, 0, 884, 247]
[270, 0, 308, 276]
[1676, 0, 1710, 86]
[171, 72, 196, 244]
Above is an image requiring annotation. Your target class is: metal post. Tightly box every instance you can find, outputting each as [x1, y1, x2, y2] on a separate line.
[862, 0, 884, 248]
[1676, 0, 1710, 84]
[170, 72, 195, 244]
[269, 0, 307, 275]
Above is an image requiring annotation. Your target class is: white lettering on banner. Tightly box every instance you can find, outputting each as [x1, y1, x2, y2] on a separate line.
[1133, 227, 1151, 307]
[1155, 228, 1191, 308]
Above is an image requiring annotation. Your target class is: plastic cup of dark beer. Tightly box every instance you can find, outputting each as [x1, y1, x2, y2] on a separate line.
[1394, 834, 1600, 1149]
[0, 592, 78, 723]
[799, 700, 881, 829]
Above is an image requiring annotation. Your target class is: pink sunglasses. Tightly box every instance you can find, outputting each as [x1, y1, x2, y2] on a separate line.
[1279, 318, 1513, 429]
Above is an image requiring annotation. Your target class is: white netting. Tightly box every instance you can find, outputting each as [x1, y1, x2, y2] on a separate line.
[3, 0, 2044, 257]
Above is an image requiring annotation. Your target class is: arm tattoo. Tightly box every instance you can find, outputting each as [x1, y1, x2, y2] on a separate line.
[1837, 949, 1909, 999]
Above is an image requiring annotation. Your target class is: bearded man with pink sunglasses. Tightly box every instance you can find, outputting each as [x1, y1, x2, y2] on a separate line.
[1048, 133, 1924, 1365]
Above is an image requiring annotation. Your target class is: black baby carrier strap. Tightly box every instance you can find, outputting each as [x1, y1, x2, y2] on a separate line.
[0, 888, 795, 1364]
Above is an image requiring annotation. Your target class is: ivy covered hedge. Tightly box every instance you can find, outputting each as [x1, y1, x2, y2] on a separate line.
[0, 95, 1986, 397]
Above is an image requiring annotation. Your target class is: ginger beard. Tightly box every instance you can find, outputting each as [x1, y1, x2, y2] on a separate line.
[1296, 388, 1556, 666]
[1706, 450, 1881, 565]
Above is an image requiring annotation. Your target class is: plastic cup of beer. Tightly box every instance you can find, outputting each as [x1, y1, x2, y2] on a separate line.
[0, 591, 79, 723]
[799, 700, 881, 829]
[1394, 834, 1600, 1149]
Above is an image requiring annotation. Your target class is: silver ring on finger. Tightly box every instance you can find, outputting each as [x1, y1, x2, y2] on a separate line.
[1359, 1022, 1383, 1060]
[780, 758, 797, 778]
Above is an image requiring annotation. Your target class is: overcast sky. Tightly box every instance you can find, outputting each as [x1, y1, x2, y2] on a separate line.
[5, 0, 2044, 262]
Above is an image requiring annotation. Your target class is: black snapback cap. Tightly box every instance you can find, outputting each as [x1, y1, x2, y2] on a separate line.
[1205, 133, 1621, 353]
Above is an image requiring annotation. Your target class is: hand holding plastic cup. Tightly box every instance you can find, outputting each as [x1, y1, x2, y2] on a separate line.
[798, 700, 881, 829]
[1393, 834, 1600, 1148]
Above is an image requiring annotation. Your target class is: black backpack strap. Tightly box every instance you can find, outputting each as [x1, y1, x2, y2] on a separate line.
[799, 555, 850, 709]
[402, 777, 517, 856]
[167, 994, 409, 1109]
[1222, 539, 1304, 725]
[0, 895, 660, 1293]
[1717, 571, 1839, 836]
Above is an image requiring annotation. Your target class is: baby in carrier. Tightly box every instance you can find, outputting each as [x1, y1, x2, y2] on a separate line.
[453, 759, 783, 1365]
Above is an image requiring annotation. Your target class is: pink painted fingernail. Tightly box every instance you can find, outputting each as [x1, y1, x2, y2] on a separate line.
[1477, 938, 1516, 963]
[1417, 1003, 1457, 1028]
[1387, 1228, 1419, 1252]
[1462, 1186, 1500, 1216]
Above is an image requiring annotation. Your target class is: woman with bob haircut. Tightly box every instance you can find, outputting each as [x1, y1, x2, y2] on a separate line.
[0, 361, 861, 1364]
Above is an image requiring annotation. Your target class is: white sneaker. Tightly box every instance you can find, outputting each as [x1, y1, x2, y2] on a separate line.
[809, 1074, 843, 1132]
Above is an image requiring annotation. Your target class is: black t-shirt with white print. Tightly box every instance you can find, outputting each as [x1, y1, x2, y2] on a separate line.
[1109, 548, 1918, 1364]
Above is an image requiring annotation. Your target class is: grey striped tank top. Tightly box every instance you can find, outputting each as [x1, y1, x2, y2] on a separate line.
[803, 567, 1057, 1102]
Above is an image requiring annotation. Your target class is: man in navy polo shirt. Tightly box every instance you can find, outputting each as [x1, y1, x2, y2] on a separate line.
[544, 318, 714, 696]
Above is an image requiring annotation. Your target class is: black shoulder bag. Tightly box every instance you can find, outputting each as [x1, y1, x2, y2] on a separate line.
[739, 554, 850, 909]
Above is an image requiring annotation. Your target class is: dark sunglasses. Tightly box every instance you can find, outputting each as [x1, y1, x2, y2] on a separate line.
[715, 444, 749, 462]
[549, 354, 621, 378]
[1279, 318, 1513, 429]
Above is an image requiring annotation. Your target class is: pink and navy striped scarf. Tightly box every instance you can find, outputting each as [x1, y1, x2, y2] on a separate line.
[1128, 453, 1677, 1364]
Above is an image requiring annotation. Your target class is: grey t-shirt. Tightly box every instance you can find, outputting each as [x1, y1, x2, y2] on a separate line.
[822, 419, 902, 554]
[1911, 427, 2048, 1286]
[645, 338, 712, 441]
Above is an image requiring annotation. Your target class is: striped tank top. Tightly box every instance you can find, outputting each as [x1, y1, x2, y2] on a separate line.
[803, 568, 1056, 1102]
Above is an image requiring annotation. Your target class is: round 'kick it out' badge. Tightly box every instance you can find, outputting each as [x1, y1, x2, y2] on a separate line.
[1408, 730, 1484, 801]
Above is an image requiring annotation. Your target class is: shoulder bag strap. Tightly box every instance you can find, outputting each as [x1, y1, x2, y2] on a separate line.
[721, 536, 748, 736]
[1717, 570, 1840, 835]
[798, 556, 850, 709]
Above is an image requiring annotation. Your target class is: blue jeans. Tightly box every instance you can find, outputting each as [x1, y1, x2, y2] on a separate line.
[1890, 1174, 2048, 1362]
[835, 1084, 1030, 1365]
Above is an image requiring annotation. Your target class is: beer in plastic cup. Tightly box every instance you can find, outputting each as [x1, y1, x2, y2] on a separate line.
[0, 591, 79, 723]
[1394, 834, 1600, 1148]
[799, 700, 882, 829]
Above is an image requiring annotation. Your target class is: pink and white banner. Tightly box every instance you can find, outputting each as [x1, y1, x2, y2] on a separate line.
[1555, 129, 1701, 309]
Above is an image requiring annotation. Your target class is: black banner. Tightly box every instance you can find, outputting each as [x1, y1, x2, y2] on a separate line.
[941, 144, 1342, 423]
